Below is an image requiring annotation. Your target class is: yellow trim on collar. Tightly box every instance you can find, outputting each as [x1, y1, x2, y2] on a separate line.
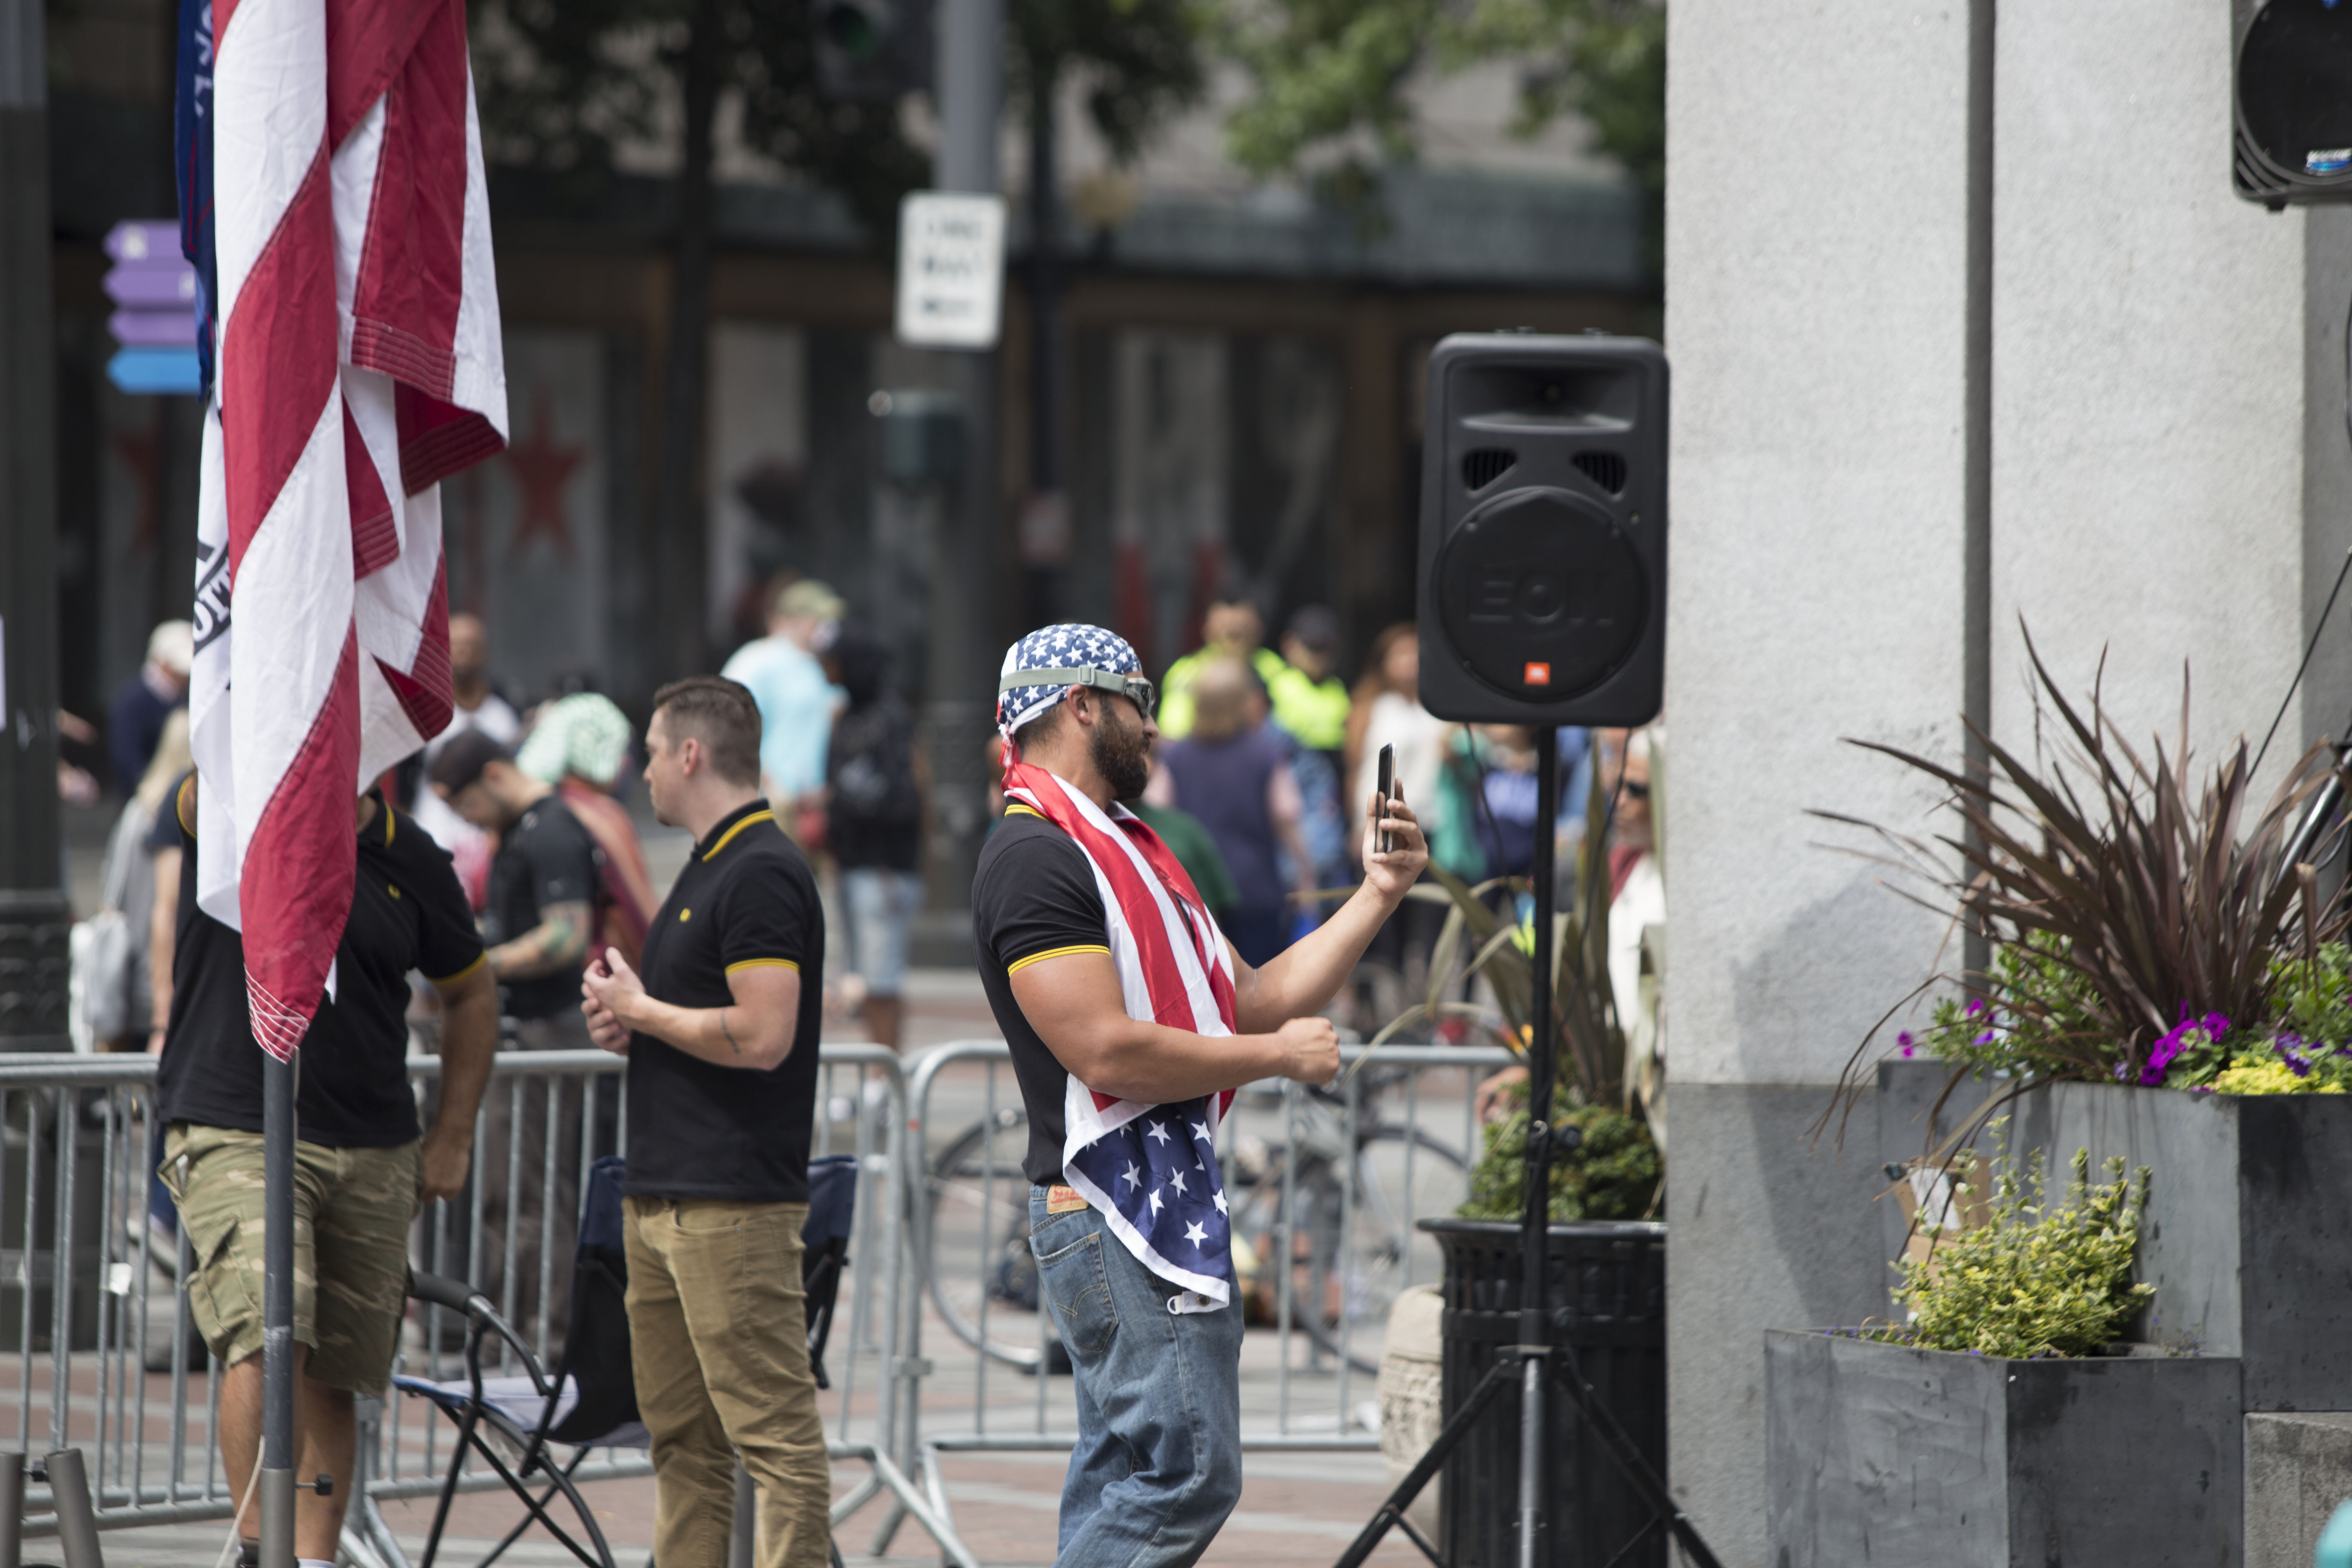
[701, 809, 776, 861]
[1004, 803, 1043, 819]
[725, 958, 800, 975]
[1007, 943, 1110, 976]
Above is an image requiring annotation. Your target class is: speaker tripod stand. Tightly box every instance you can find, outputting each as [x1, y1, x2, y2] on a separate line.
[1331, 729, 1722, 1568]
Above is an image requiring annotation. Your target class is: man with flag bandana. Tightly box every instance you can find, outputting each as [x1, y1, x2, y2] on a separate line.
[971, 624, 1429, 1566]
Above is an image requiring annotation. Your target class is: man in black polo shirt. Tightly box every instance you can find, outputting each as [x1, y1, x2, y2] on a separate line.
[151, 772, 498, 1561]
[580, 675, 829, 1568]
[431, 730, 605, 1338]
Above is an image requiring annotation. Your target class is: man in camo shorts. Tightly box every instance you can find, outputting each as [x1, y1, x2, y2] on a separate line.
[152, 774, 498, 1563]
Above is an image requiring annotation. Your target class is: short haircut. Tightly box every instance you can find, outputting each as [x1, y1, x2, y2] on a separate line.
[652, 676, 763, 787]
[429, 729, 513, 795]
[1013, 692, 1068, 755]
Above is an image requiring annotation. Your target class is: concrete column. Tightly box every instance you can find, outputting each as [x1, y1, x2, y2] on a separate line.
[0, 0, 67, 1047]
[1663, 1, 1979, 1558]
[1989, 0, 2309, 777]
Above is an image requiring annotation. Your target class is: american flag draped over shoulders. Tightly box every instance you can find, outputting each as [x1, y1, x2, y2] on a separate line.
[998, 622, 1244, 1304]
[178, 0, 507, 1057]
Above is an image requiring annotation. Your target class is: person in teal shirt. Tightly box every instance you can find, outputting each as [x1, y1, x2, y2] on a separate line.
[718, 578, 847, 816]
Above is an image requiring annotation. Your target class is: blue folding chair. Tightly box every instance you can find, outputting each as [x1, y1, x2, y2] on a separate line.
[397, 1153, 859, 1568]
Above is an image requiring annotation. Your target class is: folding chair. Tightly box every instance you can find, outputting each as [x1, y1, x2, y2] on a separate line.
[396, 1153, 860, 1568]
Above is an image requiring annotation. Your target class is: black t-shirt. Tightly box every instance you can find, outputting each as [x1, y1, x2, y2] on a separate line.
[625, 800, 825, 1203]
[827, 695, 921, 871]
[971, 807, 1120, 1184]
[483, 796, 600, 1020]
[151, 773, 486, 1148]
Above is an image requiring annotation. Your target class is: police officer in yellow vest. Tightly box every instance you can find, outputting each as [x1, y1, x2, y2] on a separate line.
[1160, 600, 1351, 750]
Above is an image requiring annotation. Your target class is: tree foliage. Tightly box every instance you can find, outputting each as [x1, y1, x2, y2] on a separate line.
[1009, 0, 1207, 162]
[468, 0, 928, 239]
[1219, 0, 1664, 257]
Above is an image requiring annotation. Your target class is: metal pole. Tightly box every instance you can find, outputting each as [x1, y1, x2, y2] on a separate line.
[0, 0, 70, 1052]
[45, 1449, 102, 1568]
[1516, 727, 1561, 1568]
[0, 1450, 21, 1568]
[258, 1053, 297, 1568]
[1020, 50, 1066, 626]
[921, 0, 1004, 910]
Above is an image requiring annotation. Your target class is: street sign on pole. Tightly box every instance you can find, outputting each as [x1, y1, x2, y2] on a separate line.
[894, 191, 1006, 350]
[102, 220, 200, 395]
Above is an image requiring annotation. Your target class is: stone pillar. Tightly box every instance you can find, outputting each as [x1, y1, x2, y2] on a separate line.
[1989, 0, 2309, 775]
[1663, 1, 1980, 1558]
[0, 0, 67, 1048]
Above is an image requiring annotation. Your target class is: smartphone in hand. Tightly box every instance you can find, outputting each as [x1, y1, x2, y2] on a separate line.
[1375, 744, 1396, 854]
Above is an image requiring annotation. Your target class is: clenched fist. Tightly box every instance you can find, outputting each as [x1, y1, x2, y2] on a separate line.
[1276, 1015, 1341, 1086]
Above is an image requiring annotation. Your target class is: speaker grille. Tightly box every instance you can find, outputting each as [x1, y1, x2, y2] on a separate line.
[1461, 448, 1517, 492]
[1572, 450, 1628, 495]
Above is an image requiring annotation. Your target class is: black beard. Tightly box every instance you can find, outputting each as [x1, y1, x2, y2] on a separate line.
[1091, 707, 1154, 802]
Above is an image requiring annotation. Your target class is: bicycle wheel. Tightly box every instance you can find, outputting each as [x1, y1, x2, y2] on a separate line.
[924, 1107, 1049, 1368]
[1288, 1126, 1470, 1376]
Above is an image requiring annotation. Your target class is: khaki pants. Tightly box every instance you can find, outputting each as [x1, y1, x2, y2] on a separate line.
[624, 1195, 831, 1568]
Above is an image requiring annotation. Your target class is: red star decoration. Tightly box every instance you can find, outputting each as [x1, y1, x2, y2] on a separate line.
[503, 389, 585, 562]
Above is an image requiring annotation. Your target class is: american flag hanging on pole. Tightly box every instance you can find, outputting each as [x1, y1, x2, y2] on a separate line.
[182, 0, 507, 1058]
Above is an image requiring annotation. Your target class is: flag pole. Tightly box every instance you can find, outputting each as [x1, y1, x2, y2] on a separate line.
[259, 1051, 297, 1567]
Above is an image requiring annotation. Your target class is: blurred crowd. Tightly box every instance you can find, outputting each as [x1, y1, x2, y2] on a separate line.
[67, 584, 1662, 1058]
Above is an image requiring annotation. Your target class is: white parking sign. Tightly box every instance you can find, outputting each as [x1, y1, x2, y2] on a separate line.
[894, 192, 1007, 350]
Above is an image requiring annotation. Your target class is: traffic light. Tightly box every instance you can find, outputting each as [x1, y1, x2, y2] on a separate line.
[814, 0, 933, 101]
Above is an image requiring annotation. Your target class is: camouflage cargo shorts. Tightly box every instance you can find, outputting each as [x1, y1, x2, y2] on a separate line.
[159, 1124, 421, 1394]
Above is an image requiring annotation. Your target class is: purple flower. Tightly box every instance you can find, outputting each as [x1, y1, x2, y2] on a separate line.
[1974, 1030, 1997, 1046]
[1897, 1030, 1915, 1060]
[1965, 998, 1988, 1019]
[2192, 1085, 2215, 1095]
[2202, 1012, 2231, 1039]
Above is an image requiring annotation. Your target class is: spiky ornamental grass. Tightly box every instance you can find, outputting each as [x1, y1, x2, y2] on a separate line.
[1888, 1137, 2154, 1361]
[1816, 627, 2351, 1127]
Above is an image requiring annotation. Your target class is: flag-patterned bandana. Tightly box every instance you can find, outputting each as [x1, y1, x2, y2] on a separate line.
[997, 623, 1144, 738]
[998, 624, 1239, 1309]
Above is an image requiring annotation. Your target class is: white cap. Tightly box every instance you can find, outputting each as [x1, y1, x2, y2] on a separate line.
[147, 620, 194, 676]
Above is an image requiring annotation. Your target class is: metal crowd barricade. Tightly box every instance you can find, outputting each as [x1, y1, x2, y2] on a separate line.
[886, 1037, 1514, 1557]
[0, 1041, 952, 1559]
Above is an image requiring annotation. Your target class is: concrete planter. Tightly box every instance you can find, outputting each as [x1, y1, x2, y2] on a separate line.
[1766, 1329, 2243, 1566]
[2011, 1081, 2352, 1411]
[1879, 1062, 2352, 1411]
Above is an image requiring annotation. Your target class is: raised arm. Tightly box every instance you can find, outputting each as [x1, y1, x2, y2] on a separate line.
[1227, 789, 1427, 1033]
[1010, 950, 1337, 1102]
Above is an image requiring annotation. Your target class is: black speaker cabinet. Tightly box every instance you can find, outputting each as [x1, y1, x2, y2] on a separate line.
[1415, 333, 1668, 726]
[2235, 0, 2352, 207]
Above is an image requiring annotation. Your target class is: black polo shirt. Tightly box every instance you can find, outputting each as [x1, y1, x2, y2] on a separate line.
[482, 796, 600, 1020]
[971, 806, 1118, 1184]
[625, 799, 824, 1203]
[152, 772, 485, 1147]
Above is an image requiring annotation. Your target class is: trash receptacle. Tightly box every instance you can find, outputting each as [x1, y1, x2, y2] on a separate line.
[1423, 1218, 1666, 1568]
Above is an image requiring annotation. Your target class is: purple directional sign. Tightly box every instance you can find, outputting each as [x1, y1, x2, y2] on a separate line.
[104, 221, 199, 393]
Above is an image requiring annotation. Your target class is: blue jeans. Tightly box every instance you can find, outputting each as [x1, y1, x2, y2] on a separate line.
[841, 867, 923, 995]
[1028, 1186, 1243, 1567]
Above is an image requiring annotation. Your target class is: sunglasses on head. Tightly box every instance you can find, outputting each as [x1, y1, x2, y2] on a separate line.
[1001, 666, 1158, 718]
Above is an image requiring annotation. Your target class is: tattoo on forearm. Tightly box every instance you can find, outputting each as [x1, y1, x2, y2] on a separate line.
[720, 1007, 742, 1056]
[489, 903, 592, 980]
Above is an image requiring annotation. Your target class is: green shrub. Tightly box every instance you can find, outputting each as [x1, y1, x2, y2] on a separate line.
[1889, 1135, 2153, 1360]
[1458, 1087, 1660, 1222]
